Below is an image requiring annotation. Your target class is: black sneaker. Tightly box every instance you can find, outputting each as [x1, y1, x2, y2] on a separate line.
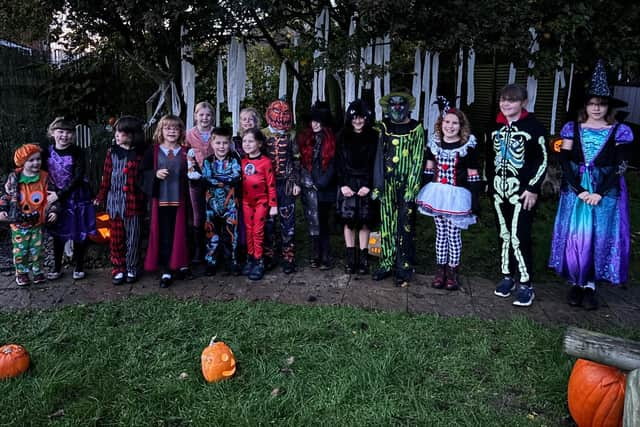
[249, 258, 265, 281]
[242, 256, 255, 276]
[372, 268, 392, 281]
[566, 285, 583, 306]
[112, 272, 125, 286]
[205, 264, 217, 276]
[159, 274, 172, 288]
[282, 261, 295, 275]
[583, 288, 599, 311]
[179, 268, 194, 280]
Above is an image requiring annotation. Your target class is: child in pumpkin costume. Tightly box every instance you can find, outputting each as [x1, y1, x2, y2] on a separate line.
[0, 144, 59, 286]
[95, 116, 146, 285]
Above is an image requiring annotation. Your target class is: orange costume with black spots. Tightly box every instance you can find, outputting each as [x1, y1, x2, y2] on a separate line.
[241, 154, 277, 259]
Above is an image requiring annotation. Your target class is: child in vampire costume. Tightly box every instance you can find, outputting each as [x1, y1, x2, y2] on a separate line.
[371, 92, 425, 286]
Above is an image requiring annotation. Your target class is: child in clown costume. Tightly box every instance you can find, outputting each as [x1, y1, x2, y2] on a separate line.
[0, 144, 59, 286]
[261, 99, 301, 274]
[371, 91, 425, 286]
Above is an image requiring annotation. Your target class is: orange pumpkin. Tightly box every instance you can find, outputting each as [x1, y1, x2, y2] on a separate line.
[201, 337, 236, 383]
[89, 212, 110, 244]
[551, 137, 563, 153]
[568, 359, 626, 427]
[0, 344, 30, 379]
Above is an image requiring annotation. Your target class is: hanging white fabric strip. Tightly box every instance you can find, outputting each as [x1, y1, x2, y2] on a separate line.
[373, 37, 384, 121]
[566, 63, 574, 112]
[455, 48, 463, 108]
[238, 41, 246, 102]
[180, 26, 195, 128]
[216, 56, 224, 126]
[422, 51, 431, 129]
[427, 52, 440, 136]
[550, 55, 565, 135]
[364, 44, 373, 90]
[411, 47, 422, 120]
[278, 61, 287, 99]
[170, 81, 181, 116]
[508, 63, 517, 84]
[345, 16, 357, 112]
[146, 84, 166, 126]
[293, 33, 300, 124]
[383, 33, 391, 94]
[526, 28, 539, 112]
[467, 48, 475, 105]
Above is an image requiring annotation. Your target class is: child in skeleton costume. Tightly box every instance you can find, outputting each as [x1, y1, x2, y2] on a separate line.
[371, 92, 425, 286]
[94, 116, 146, 285]
[261, 99, 301, 274]
[0, 144, 59, 286]
[549, 61, 634, 311]
[188, 127, 242, 276]
[336, 99, 378, 275]
[489, 84, 548, 307]
[297, 102, 337, 269]
[416, 100, 481, 291]
[185, 102, 216, 264]
[43, 117, 96, 281]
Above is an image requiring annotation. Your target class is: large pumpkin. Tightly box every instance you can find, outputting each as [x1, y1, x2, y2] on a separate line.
[0, 344, 30, 379]
[201, 337, 236, 383]
[568, 359, 626, 427]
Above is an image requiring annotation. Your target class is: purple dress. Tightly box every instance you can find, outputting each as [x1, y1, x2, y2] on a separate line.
[548, 122, 633, 286]
[47, 145, 96, 241]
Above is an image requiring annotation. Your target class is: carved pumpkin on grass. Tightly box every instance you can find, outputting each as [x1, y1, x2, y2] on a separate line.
[0, 344, 30, 379]
[201, 337, 236, 383]
[568, 358, 626, 427]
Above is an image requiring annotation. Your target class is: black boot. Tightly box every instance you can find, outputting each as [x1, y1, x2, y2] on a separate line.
[242, 255, 255, 276]
[319, 235, 333, 270]
[358, 249, 369, 275]
[345, 247, 356, 274]
[310, 236, 321, 268]
[191, 226, 204, 264]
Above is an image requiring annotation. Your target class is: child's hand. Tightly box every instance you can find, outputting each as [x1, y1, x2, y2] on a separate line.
[156, 168, 170, 180]
[47, 191, 58, 204]
[341, 186, 355, 197]
[0, 211, 8, 222]
[187, 171, 202, 180]
[357, 186, 370, 197]
[47, 212, 57, 223]
[292, 184, 301, 196]
[187, 148, 197, 159]
[269, 206, 278, 217]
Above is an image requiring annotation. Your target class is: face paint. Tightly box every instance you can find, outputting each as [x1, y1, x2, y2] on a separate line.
[387, 96, 409, 123]
[266, 100, 292, 132]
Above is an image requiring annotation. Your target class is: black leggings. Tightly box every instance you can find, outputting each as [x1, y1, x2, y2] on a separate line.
[53, 237, 87, 273]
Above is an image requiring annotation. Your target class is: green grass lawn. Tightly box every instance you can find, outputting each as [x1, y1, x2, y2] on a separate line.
[2, 296, 638, 426]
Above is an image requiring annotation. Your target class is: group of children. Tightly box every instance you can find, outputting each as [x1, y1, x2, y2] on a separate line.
[3, 62, 633, 311]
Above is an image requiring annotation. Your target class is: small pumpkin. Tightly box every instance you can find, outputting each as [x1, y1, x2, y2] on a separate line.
[568, 358, 626, 427]
[201, 336, 236, 383]
[551, 137, 563, 153]
[0, 344, 30, 379]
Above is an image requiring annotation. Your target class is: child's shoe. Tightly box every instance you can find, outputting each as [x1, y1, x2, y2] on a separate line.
[566, 284, 583, 306]
[357, 249, 369, 275]
[344, 247, 356, 274]
[47, 271, 63, 281]
[512, 284, 535, 307]
[372, 268, 392, 281]
[242, 256, 255, 276]
[126, 272, 138, 284]
[32, 273, 46, 284]
[178, 267, 194, 280]
[445, 265, 459, 291]
[205, 264, 217, 276]
[248, 258, 265, 281]
[73, 271, 86, 280]
[112, 272, 125, 285]
[431, 265, 446, 289]
[494, 277, 516, 297]
[15, 273, 30, 287]
[159, 273, 172, 288]
[582, 287, 599, 311]
[282, 261, 295, 275]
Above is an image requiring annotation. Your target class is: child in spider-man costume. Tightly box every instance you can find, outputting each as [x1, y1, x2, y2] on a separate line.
[261, 99, 301, 274]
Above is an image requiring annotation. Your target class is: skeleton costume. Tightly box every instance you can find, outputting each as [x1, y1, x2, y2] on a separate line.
[262, 100, 301, 273]
[372, 92, 425, 285]
[489, 109, 547, 288]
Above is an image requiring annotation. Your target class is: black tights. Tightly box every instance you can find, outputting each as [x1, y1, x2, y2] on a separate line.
[53, 238, 87, 273]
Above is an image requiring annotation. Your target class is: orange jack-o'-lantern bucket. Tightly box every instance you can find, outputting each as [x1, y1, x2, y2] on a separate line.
[89, 212, 110, 244]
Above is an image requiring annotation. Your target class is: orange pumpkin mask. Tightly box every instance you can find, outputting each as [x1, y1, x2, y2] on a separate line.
[201, 337, 236, 383]
[568, 358, 626, 427]
[0, 344, 30, 379]
[266, 100, 292, 132]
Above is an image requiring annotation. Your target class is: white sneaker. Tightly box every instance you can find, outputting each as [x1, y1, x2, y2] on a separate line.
[47, 271, 62, 280]
[73, 271, 86, 280]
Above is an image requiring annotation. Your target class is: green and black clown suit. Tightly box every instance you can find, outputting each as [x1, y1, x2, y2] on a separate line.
[372, 93, 425, 285]
[488, 111, 547, 286]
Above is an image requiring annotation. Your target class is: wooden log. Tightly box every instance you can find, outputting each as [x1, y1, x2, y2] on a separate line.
[563, 327, 640, 371]
[623, 368, 639, 427]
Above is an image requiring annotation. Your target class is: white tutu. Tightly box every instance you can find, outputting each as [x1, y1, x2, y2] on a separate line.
[416, 182, 476, 229]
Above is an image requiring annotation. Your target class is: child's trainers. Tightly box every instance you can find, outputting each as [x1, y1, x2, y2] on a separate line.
[47, 271, 62, 281]
[32, 273, 46, 284]
[73, 271, 86, 280]
[15, 273, 30, 287]
[494, 277, 516, 297]
[512, 284, 535, 307]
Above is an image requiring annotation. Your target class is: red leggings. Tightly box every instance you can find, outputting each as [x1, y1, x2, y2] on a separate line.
[243, 199, 269, 259]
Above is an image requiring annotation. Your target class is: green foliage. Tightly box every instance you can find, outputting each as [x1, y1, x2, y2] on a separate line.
[5, 295, 635, 426]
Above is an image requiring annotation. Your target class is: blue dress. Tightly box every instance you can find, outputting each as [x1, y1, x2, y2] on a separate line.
[548, 122, 633, 285]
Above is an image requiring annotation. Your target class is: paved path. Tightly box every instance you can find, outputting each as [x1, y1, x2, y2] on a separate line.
[1, 266, 639, 330]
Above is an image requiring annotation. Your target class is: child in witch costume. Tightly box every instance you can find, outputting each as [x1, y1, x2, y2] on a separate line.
[416, 98, 481, 290]
[241, 128, 278, 280]
[94, 116, 146, 285]
[42, 117, 96, 280]
[185, 101, 216, 264]
[142, 114, 192, 287]
[549, 60, 634, 310]
[262, 99, 301, 274]
[335, 99, 378, 274]
[188, 127, 242, 276]
[297, 101, 337, 269]
[0, 145, 59, 286]
[371, 92, 425, 286]
[489, 84, 548, 307]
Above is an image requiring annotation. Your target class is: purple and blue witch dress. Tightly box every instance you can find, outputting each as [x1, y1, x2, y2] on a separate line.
[548, 122, 633, 286]
[46, 145, 96, 241]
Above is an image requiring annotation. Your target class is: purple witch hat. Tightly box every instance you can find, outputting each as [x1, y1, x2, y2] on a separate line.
[587, 60, 627, 108]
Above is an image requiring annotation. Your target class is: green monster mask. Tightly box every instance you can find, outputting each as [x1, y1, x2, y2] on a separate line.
[379, 92, 415, 124]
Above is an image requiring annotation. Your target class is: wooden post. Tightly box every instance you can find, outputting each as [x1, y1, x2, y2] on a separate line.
[563, 327, 640, 426]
